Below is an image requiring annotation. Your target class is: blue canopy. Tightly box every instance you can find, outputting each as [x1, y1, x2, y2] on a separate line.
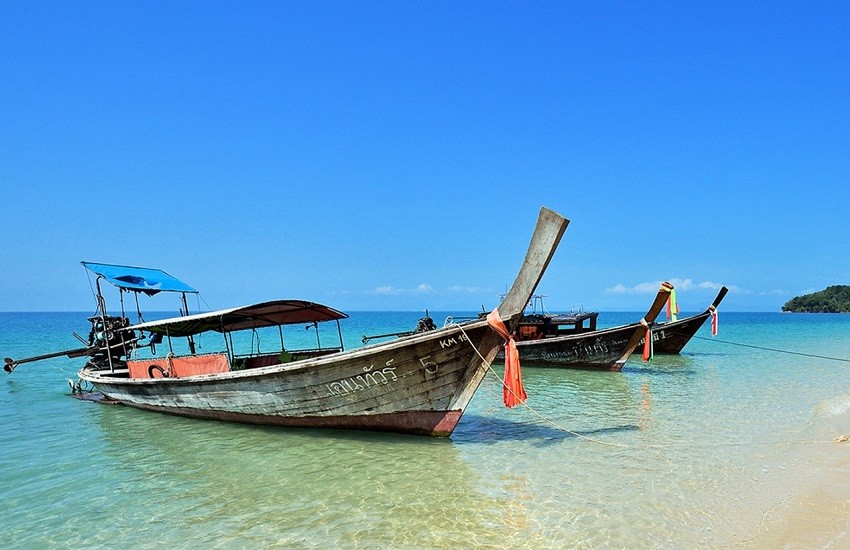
[82, 262, 198, 295]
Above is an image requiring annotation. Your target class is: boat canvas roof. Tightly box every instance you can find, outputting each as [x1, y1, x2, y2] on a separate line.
[82, 261, 198, 295]
[547, 311, 598, 323]
[128, 300, 349, 337]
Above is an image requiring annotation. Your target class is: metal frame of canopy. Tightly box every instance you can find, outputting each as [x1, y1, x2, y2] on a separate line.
[127, 300, 349, 365]
[82, 261, 198, 319]
[6, 264, 351, 377]
[81, 261, 202, 371]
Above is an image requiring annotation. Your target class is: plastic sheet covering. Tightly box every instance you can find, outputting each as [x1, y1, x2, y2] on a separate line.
[82, 261, 197, 295]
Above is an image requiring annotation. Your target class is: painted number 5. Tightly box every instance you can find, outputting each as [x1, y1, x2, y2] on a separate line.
[419, 356, 438, 374]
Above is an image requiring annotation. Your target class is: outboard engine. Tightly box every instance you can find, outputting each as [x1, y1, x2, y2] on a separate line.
[414, 313, 437, 333]
[85, 315, 135, 370]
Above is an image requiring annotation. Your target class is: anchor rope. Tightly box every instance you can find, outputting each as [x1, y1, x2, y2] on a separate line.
[451, 322, 847, 449]
[452, 322, 625, 447]
[690, 334, 850, 363]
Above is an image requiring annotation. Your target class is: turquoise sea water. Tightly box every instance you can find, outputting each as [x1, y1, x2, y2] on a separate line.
[2, 311, 850, 548]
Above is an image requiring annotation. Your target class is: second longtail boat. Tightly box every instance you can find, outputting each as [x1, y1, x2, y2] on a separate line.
[643, 286, 729, 354]
[509, 283, 674, 371]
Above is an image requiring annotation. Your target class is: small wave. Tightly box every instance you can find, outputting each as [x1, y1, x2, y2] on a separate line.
[813, 394, 850, 419]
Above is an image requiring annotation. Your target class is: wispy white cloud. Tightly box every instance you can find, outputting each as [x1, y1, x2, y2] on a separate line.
[447, 285, 491, 294]
[368, 284, 492, 296]
[605, 284, 631, 295]
[758, 289, 787, 296]
[370, 283, 434, 295]
[606, 278, 746, 294]
[373, 285, 404, 295]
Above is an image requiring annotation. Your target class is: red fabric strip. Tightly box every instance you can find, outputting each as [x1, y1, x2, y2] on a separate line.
[486, 309, 527, 408]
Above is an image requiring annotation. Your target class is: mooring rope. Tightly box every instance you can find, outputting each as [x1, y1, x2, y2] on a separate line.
[691, 334, 850, 363]
[451, 322, 848, 448]
[453, 322, 634, 447]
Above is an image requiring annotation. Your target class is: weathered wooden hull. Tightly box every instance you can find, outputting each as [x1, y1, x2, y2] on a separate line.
[513, 323, 643, 371]
[81, 322, 499, 436]
[119, 404, 463, 436]
[646, 286, 728, 354]
[644, 312, 711, 354]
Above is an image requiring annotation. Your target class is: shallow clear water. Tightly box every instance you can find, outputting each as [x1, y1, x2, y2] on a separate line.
[2, 311, 849, 547]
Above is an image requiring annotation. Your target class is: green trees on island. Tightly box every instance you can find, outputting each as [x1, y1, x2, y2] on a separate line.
[782, 285, 850, 313]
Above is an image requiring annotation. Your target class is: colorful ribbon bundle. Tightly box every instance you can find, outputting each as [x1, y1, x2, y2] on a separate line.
[666, 287, 679, 321]
[645, 281, 676, 362]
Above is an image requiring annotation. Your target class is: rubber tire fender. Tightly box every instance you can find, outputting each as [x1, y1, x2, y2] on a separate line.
[148, 364, 169, 378]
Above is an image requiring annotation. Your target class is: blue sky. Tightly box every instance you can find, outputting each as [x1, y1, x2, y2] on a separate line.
[1, 2, 847, 313]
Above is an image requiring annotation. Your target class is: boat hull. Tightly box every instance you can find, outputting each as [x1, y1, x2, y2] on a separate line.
[650, 287, 728, 354]
[81, 322, 499, 436]
[121, 403, 462, 436]
[513, 324, 642, 371]
[645, 312, 711, 354]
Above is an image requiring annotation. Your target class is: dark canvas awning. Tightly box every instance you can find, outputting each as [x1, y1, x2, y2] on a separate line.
[128, 300, 349, 337]
[82, 262, 198, 295]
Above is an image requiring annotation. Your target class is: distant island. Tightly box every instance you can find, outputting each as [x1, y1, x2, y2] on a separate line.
[782, 285, 850, 313]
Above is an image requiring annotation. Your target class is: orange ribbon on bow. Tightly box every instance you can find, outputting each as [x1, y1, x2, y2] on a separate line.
[641, 319, 653, 362]
[486, 308, 527, 408]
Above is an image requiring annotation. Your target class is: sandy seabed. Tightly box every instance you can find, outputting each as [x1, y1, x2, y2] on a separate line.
[740, 416, 850, 548]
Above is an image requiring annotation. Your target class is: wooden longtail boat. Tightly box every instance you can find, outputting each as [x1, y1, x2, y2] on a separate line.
[509, 283, 674, 371]
[7, 207, 568, 436]
[513, 298, 599, 341]
[644, 286, 729, 354]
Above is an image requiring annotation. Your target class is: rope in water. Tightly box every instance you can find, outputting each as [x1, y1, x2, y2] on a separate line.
[451, 322, 627, 447]
[452, 322, 848, 448]
[691, 334, 850, 363]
